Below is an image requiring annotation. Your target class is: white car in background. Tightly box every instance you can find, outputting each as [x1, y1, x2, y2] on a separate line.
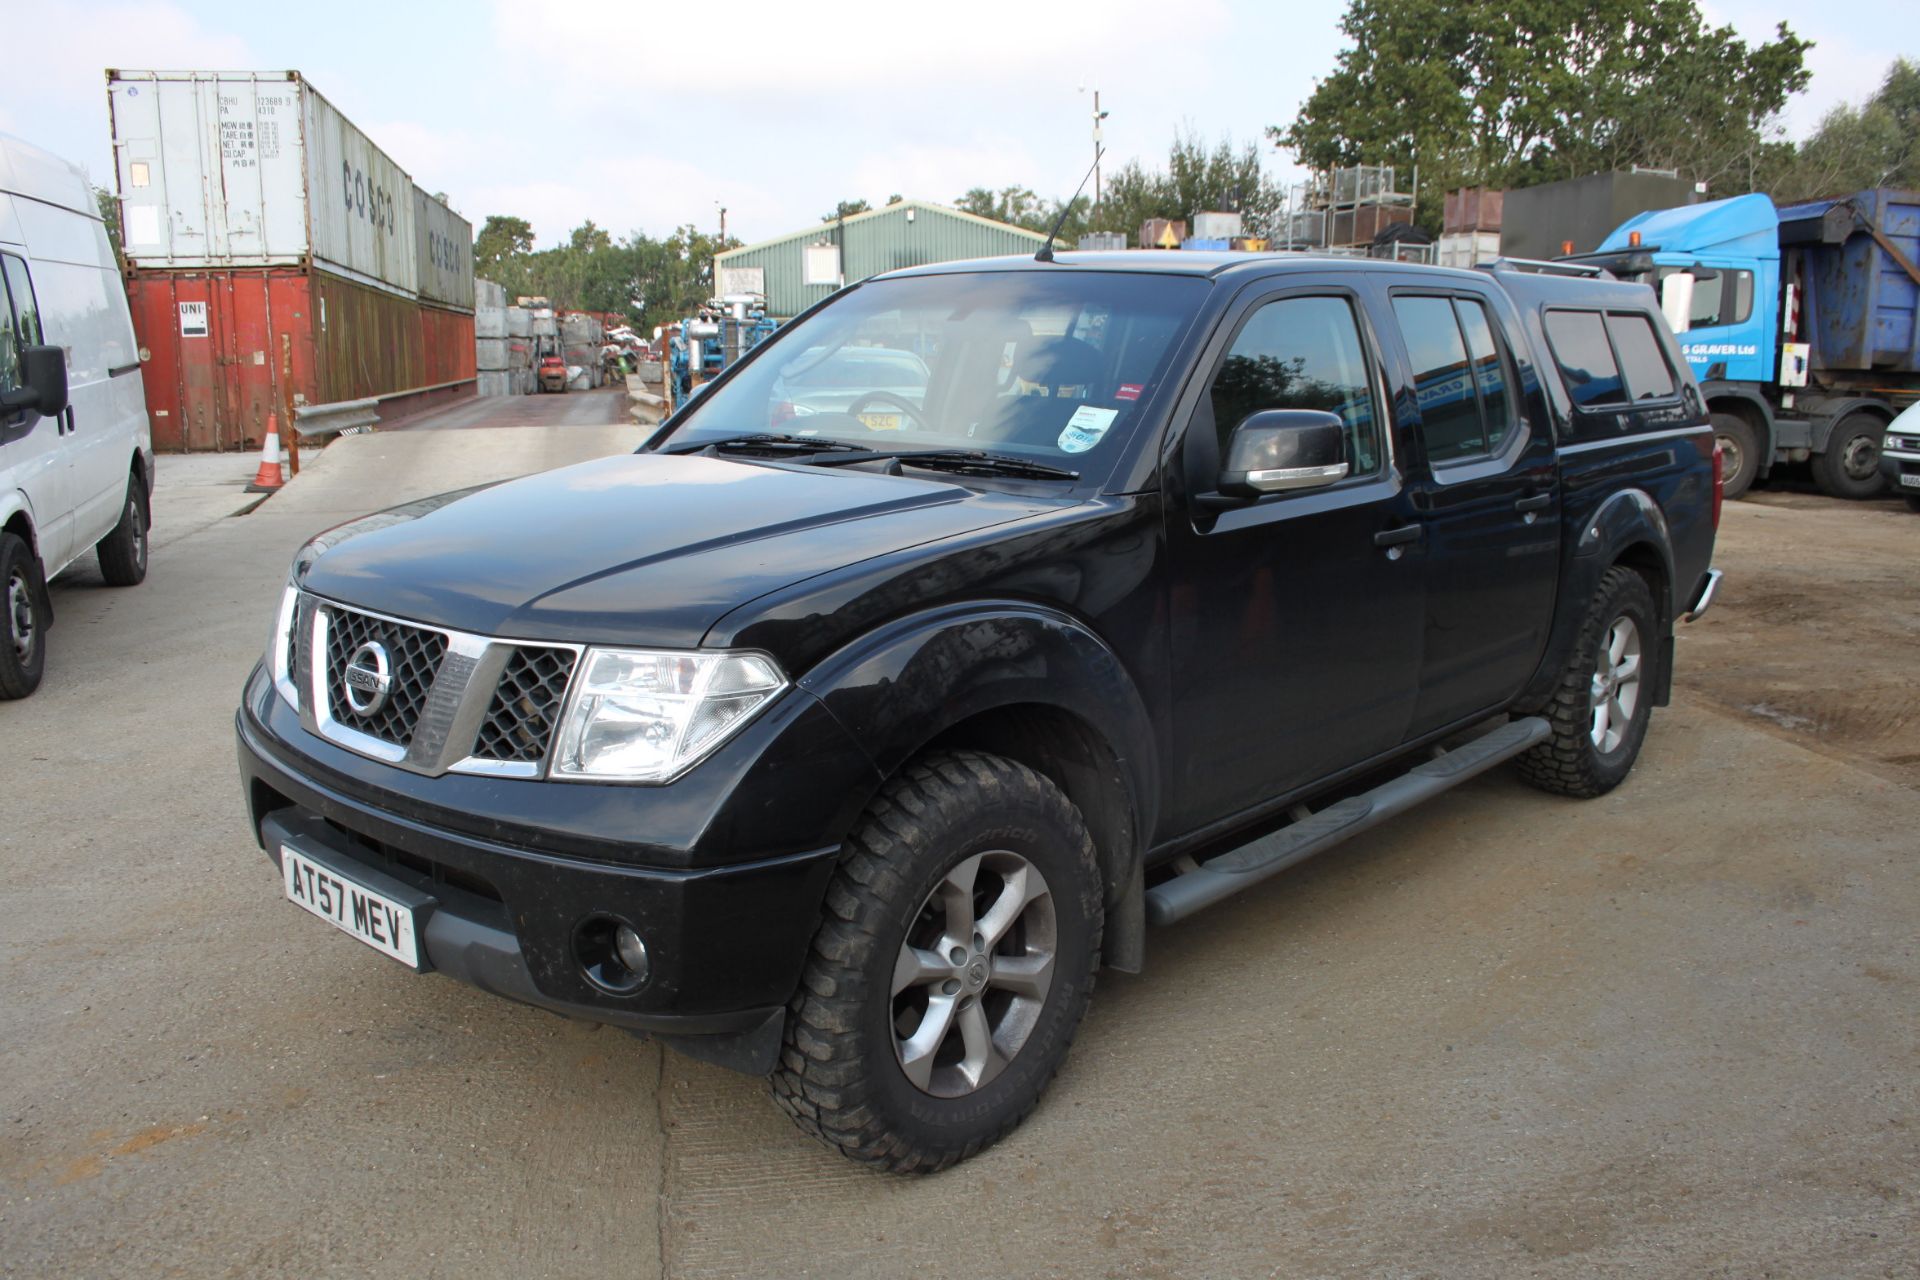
[0, 132, 153, 699]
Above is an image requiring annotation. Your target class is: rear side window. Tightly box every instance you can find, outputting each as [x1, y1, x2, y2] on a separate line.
[1392, 294, 1517, 463]
[1544, 310, 1626, 409]
[1606, 311, 1676, 400]
[1209, 295, 1381, 477]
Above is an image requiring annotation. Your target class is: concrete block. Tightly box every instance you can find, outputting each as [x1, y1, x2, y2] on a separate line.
[506, 307, 532, 338]
[476, 371, 513, 398]
[475, 308, 506, 338]
[476, 338, 508, 370]
[532, 316, 558, 338]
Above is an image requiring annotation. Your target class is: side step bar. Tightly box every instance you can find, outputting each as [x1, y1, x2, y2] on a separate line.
[1144, 716, 1552, 926]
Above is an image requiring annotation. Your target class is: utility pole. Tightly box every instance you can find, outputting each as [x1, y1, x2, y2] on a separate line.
[1091, 90, 1108, 211]
[717, 204, 727, 243]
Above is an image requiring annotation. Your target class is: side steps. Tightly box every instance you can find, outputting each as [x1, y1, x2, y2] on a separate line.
[1144, 716, 1552, 926]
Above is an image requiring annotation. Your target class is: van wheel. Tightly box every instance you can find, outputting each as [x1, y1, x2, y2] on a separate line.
[1710, 412, 1759, 499]
[96, 476, 149, 587]
[770, 750, 1102, 1173]
[1, 532, 49, 700]
[1515, 566, 1660, 799]
[1811, 412, 1886, 499]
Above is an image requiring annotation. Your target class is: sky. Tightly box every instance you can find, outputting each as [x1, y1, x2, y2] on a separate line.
[0, 0, 1908, 250]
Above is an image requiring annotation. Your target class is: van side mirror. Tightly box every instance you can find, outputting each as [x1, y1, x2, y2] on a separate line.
[1659, 273, 1695, 335]
[1216, 409, 1349, 499]
[0, 345, 68, 417]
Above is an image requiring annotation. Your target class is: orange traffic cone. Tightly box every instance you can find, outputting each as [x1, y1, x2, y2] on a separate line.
[246, 413, 286, 493]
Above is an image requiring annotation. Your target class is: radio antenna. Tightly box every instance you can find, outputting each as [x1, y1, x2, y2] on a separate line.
[1035, 146, 1103, 263]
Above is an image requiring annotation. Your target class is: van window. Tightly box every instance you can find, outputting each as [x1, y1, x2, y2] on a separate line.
[1210, 295, 1381, 477]
[1, 255, 40, 348]
[0, 257, 21, 394]
[1607, 312, 1677, 400]
[1543, 310, 1626, 410]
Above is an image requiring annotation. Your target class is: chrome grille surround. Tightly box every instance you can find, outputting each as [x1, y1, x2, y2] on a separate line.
[293, 593, 581, 778]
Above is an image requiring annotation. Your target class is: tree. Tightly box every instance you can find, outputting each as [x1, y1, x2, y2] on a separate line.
[93, 186, 124, 271]
[1274, 0, 1811, 226]
[473, 215, 535, 279]
[1770, 59, 1920, 201]
[954, 185, 1051, 231]
[821, 199, 872, 222]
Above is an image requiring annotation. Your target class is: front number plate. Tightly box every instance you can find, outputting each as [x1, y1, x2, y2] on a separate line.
[282, 846, 421, 968]
[1899, 473, 1920, 489]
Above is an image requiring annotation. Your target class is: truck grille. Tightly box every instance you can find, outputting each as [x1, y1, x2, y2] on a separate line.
[322, 605, 449, 748]
[472, 646, 578, 764]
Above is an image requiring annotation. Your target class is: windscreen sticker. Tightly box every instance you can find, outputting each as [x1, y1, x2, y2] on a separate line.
[1116, 383, 1145, 401]
[1058, 405, 1120, 454]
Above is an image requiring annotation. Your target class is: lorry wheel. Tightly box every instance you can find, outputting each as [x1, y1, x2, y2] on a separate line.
[1811, 412, 1887, 499]
[96, 475, 150, 587]
[1515, 566, 1660, 799]
[771, 750, 1102, 1173]
[1, 532, 49, 700]
[1710, 412, 1759, 499]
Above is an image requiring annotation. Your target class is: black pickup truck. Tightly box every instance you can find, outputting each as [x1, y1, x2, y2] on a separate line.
[236, 251, 1721, 1173]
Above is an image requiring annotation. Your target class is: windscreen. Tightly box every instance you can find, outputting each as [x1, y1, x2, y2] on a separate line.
[663, 272, 1210, 463]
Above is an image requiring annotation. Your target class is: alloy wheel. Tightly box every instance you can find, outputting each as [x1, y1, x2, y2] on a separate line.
[892, 849, 1056, 1098]
[1589, 614, 1643, 753]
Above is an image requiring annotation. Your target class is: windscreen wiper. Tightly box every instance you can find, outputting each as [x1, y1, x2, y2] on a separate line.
[814, 448, 1080, 480]
[663, 433, 874, 457]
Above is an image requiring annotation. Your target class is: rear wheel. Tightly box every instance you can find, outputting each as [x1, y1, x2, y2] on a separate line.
[1811, 412, 1886, 499]
[1, 531, 48, 700]
[1515, 566, 1660, 798]
[771, 750, 1102, 1173]
[1710, 412, 1759, 499]
[96, 474, 149, 587]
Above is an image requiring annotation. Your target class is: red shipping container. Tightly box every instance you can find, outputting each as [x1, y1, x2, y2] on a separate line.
[126, 267, 475, 452]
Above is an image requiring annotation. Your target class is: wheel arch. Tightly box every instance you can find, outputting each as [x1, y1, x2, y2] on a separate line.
[799, 602, 1160, 973]
[1515, 488, 1677, 713]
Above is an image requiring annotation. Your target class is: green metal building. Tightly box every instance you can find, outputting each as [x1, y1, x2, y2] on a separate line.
[713, 200, 1056, 319]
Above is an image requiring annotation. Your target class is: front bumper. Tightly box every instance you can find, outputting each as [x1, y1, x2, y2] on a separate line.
[1880, 443, 1920, 498]
[236, 666, 873, 1074]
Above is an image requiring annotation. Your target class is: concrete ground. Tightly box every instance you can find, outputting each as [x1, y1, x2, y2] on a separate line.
[2, 432, 1914, 1278]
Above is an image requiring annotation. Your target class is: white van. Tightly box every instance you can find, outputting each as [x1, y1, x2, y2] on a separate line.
[0, 133, 152, 699]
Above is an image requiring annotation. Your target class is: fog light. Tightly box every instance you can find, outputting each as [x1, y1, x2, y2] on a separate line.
[575, 915, 651, 993]
[614, 925, 649, 981]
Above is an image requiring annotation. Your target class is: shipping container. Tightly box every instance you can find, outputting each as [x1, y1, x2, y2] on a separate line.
[108, 70, 418, 296]
[1500, 170, 1700, 259]
[125, 265, 475, 451]
[412, 184, 474, 311]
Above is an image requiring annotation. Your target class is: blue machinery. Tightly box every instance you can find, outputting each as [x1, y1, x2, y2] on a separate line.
[669, 296, 780, 405]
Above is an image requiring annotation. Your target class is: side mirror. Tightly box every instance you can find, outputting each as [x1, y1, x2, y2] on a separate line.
[1, 345, 68, 417]
[1659, 273, 1696, 335]
[1216, 409, 1349, 498]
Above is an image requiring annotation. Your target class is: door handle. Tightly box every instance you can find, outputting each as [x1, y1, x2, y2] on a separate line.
[1514, 493, 1552, 513]
[1372, 524, 1422, 547]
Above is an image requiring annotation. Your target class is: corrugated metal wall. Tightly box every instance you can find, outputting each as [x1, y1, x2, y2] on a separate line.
[714, 201, 1052, 318]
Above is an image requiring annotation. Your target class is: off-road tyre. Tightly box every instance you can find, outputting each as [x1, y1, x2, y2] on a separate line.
[770, 750, 1103, 1174]
[1, 531, 49, 700]
[1710, 412, 1759, 500]
[96, 474, 149, 587]
[1515, 566, 1660, 799]
[1811, 411, 1886, 500]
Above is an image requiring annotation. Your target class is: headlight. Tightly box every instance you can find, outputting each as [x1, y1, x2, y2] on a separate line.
[268, 582, 300, 709]
[551, 648, 786, 783]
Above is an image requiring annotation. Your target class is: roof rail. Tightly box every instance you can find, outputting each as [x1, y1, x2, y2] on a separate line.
[1475, 257, 1614, 280]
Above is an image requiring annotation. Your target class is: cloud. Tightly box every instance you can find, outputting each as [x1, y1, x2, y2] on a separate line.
[6, 0, 254, 182]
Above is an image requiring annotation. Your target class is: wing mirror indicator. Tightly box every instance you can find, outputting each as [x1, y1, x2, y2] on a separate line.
[0, 345, 68, 417]
[1215, 409, 1349, 500]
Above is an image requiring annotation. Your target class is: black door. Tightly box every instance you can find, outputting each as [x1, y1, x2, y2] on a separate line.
[1385, 288, 1561, 735]
[1163, 284, 1425, 836]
